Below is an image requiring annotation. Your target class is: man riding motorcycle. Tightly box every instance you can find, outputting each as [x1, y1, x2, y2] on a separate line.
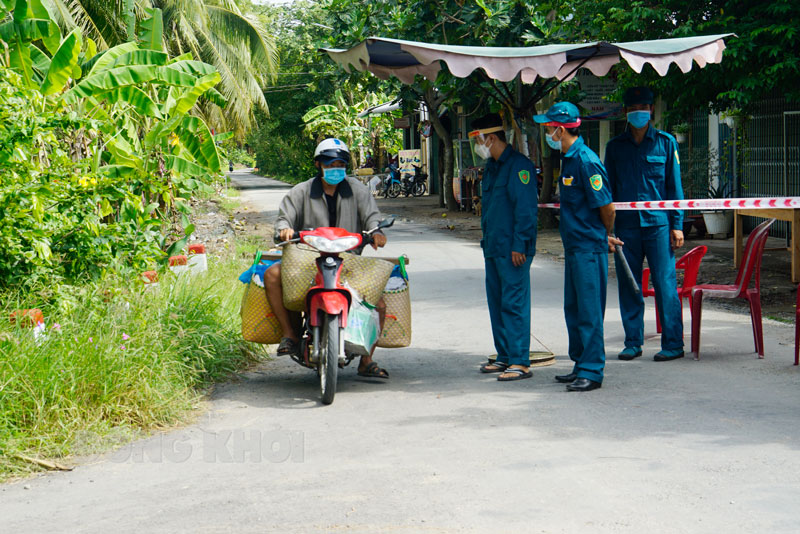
[264, 138, 390, 379]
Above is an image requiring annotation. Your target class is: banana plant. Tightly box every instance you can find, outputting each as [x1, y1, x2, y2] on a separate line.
[0, 0, 61, 87]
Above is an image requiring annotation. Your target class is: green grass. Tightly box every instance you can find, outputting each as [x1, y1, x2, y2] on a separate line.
[0, 255, 268, 481]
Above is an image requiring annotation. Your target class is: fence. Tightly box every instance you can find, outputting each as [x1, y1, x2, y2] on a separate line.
[679, 94, 800, 239]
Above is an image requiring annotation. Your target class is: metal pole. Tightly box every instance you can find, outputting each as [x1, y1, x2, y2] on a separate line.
[783, 111, 800, 249]
[732, 123, 738, 198]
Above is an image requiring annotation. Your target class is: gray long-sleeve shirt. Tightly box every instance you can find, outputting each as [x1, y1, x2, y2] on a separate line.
[275, 175, 382, 235]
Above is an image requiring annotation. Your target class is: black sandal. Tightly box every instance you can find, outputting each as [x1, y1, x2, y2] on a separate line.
[480, 361, 509, 373]
[357, 361, 389, 379]
[497, 367, 533, 381]
[277, 337, 299, 356]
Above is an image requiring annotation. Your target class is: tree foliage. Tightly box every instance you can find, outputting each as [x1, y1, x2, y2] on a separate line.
[542, 0, 800, 117]
[0, 1, 227, 288]
[41, 0, 277, 140]
[247, 0, 399, 183]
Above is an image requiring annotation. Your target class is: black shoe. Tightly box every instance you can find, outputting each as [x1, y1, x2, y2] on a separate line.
[617, 347, 642, 361]
[555, 372, 577, 383]
[654, 350, 685, 362]
[566, 378, 602, 392]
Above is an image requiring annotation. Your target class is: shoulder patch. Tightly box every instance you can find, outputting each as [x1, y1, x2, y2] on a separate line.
[590, 174, 603, 191]
[674, 149, 680, 165]
[518, 170, 530, 185]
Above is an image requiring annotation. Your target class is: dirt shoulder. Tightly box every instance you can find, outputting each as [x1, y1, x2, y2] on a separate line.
[376, 195, 798, 323]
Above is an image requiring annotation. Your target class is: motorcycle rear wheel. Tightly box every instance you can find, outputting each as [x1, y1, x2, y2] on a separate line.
[319, 312, 340, 405]
[387, 182, 401, 198]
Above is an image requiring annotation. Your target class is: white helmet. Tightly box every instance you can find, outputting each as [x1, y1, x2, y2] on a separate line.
[314, 138, 350, 165]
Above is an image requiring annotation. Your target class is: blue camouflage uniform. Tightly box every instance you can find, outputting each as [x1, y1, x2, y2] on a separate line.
[605, 124, 684, 352]
[558, 137, 613, 383]
[481, 145, 539, 367]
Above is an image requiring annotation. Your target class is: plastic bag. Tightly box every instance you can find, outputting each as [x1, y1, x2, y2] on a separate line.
[344, 288, 380, 357]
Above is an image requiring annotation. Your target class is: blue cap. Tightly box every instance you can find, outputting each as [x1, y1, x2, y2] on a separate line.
[623, 86, 654, 106]
[533, 102, 581, 126]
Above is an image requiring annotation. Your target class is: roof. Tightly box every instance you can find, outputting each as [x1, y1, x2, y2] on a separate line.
[322, 34, 733, 84]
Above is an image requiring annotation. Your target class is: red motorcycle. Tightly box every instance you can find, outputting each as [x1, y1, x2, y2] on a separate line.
[277, 218, 394, 404]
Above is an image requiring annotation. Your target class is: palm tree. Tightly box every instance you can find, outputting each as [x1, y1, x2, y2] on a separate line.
[44, 0, 276, 140]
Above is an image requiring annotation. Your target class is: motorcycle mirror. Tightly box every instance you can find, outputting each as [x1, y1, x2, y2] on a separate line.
[377, 216, 396, 229]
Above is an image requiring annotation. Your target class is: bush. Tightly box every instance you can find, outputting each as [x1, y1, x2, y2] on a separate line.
[248, 121, 316, 184]
[225, 145, 256, 167]
[0, 67, 212, 289]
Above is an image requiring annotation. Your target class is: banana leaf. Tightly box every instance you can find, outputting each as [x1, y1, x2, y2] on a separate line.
[29, 43, 50, 82]
[170, 72, 221, 116]
[204, 86, 228, 108]
[61, 64, 200, 103]
[95, 86, 163, 118]
[85, 42, 138, 77]
[108, 50, 170, 69]
[164, 155, 206, 177]
[176, 115, 221, 172]
[302, 104, 338, 123]
[41, 29, 81, 96]
[8, 36, 34, 87]
[166, 59, 217, 78]
[138, 7, 163, 52]
[29, 0, 60, 55]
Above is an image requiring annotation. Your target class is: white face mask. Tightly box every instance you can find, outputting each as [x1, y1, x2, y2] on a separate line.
[475, 138, 493, 159]
[545, 128, 562, 151]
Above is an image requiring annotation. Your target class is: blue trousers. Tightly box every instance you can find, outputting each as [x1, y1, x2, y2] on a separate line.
[615, 225, 684, 350]
[564, 251, 607, 383]
[485, 255, 533, 366]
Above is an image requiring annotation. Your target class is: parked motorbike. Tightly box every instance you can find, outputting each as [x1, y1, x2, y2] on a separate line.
[275, 217, 395, 404]
[382, 163, 427, 198]
[403, 165, 428, 197]
[381, 164, 403, 198]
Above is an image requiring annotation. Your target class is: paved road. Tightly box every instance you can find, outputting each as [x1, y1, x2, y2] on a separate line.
[2, 171, 799, 533]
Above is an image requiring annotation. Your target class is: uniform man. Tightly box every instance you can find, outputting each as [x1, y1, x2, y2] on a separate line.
[472, 113, 539, 382]
[534, 102, 621, 392]
[605, 87, 685, 362]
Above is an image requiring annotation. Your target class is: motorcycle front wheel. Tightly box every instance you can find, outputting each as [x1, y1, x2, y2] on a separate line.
[319, 312, 340, 405]
[387, 182, 402, 198]
[412, 182, 427, 197]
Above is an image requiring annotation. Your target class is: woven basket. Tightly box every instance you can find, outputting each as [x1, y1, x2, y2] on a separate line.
[280, 244, 394, 312]
[240, 280, 282, 344]
[377, 286, 412, 348]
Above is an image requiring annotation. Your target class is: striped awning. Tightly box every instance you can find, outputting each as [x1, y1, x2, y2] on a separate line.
[322, 34, 733, 84]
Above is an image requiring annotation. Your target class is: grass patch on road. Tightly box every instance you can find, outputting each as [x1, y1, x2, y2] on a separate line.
[0, 254, 267, 482]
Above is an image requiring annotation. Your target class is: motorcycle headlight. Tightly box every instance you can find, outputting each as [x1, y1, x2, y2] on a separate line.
[302, 235, 361, 253]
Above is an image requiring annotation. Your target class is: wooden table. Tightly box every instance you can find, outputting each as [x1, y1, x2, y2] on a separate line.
[733, 208, 800, 282]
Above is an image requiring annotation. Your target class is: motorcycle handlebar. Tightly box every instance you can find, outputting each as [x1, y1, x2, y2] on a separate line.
[274, 217, 394, 247]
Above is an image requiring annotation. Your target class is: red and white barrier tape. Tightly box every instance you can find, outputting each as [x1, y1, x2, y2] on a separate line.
[538, 197, 800, 210]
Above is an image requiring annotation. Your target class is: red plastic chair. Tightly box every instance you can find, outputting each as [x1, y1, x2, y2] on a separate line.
[690, 218, 776, 359]
[642, 245, 708, 333]
[795, 283, 799, 366]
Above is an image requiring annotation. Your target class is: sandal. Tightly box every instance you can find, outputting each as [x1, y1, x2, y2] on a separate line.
[497, 367, 532, 381]
[357, 361, 389, 379]
[480, 361, 509, 373]
[277, 337, 299, 357]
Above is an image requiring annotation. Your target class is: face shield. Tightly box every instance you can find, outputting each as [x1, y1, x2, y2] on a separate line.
[468, 126, 504, 166]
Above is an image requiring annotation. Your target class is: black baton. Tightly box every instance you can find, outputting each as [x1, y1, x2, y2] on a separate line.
[613, 240, 640, 294]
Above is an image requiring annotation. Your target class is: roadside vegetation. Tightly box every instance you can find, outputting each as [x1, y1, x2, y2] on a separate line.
[0, 250, 265, 481]
[0, 1, 270, 480]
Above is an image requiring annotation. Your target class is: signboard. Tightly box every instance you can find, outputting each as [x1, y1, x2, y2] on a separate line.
[398, 149, 421, 176]
[575, 69, 618, 116]
[393, 116, 411, 129]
